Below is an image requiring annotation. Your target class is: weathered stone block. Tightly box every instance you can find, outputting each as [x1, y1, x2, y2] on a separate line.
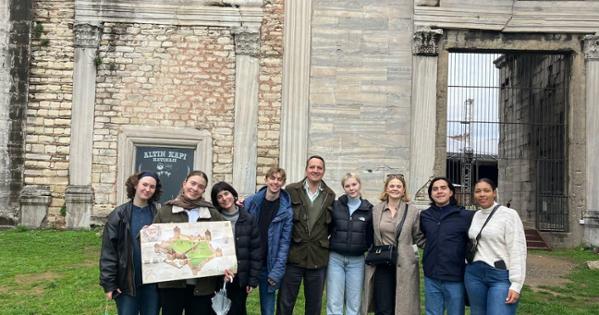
[19, 185, 51, 228]
[65, 185, 94, 229]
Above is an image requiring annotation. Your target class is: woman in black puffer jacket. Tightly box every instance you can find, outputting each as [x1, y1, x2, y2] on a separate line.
[211, 181, 262, 315]
[326, 173, 373, 315]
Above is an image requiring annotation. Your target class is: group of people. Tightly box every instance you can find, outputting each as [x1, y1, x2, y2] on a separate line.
[99, 155, 527, 315]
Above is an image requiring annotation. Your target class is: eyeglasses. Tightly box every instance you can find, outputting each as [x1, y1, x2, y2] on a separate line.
[386, 173, 404, 179]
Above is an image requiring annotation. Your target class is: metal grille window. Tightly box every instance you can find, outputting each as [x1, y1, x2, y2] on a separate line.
[446, 52, 569, 231]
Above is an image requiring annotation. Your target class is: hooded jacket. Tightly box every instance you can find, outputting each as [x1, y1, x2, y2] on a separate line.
[244, 187, 293, 290]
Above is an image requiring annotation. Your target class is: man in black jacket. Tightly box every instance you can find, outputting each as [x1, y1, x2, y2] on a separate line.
[276, 155, 335, 315]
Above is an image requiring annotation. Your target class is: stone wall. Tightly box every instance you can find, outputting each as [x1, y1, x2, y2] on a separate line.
[309, 0, 414, 199]
[255, 0, 283, 185]
[496, 55, 536, 225]
[22, 0, 282, 222]
[3, 0, 32, 224]
[92, 23, 236, 216]
[25, 0, 74, 225]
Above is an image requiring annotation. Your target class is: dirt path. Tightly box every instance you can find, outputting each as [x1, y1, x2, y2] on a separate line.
[526, 253, 576, 288]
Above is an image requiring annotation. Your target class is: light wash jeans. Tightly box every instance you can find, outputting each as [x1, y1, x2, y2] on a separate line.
[424, 276, 465, 315]
[464, 261, 518, 315]
[326, 251, 365, 315]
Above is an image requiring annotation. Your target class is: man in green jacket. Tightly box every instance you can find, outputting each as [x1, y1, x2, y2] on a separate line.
[276, 155, 336, 315]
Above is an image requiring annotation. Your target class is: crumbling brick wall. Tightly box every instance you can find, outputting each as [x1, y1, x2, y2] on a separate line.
[93, 23, 236, 216]
[26, 0, 74, 225]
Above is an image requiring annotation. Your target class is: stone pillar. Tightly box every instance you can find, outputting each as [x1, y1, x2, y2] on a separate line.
[66, 23, 101, 229]
[19, 185, 51, 228]
[232, 27, 260, 196]
[409, 27, 443, 196]
[583, 34, 599, 246]
[1, 0, 32, 226]
[279, 0, 312, 183]
[65, 185, 94, 229]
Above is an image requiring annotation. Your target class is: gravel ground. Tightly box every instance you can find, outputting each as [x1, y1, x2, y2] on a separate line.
[525, 253, 576, 288]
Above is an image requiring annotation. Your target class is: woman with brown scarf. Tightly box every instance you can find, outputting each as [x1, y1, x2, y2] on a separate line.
[153, 170, 229, 315]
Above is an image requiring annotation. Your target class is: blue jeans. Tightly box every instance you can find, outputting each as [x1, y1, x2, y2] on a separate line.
[464, 261, 518, 315]
[259, 268, 276, 315]
[115, 284, 159, 315]
[424, 276, 465, 315]
[326, 251, 365, 315]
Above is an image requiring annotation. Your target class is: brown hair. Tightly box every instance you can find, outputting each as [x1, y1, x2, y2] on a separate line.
[379, 174, 411, 202]
[185, 170, 209, 184]
[125, 172, 162, 203]
[265, 166, 287, 183]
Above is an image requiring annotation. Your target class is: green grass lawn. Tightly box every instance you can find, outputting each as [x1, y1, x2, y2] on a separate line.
[517, 248, 599, 315]
[0, 228, 597, 314]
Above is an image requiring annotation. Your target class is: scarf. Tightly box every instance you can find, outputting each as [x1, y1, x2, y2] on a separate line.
[166, 192, 213, 210]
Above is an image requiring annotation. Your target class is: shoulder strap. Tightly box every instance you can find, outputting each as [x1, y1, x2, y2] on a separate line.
[474, 204, 501, 243]
[394, 204, 409, 240]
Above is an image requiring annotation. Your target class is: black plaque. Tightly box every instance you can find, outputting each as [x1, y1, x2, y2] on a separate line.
[135, 146, 195, 204]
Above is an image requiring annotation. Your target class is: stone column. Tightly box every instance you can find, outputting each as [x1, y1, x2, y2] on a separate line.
[1, 0, 31, 226]
[279, 0, 312, 183]
[232, 27, 260, 196]
[66, 23, 101, 229]
[408, 27, 443, 196]
[583, 34, 599, 246]
[19, 185, 51, 228]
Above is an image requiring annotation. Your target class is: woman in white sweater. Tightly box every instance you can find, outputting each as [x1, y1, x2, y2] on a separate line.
[464, 178, 527, 315]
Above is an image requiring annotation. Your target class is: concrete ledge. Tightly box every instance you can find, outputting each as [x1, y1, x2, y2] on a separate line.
[76, 0, 263, 28]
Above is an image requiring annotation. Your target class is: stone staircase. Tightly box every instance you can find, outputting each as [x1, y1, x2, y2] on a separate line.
[525, 228, 551, 250]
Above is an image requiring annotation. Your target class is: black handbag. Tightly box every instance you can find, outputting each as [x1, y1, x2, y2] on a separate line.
[466, 205, 500, 264]
[365, 204, 408, 266]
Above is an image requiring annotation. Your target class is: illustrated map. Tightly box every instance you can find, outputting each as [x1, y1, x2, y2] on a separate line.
[140, 221, 237, 284]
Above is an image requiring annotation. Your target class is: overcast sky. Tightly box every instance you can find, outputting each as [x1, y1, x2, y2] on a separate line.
[447, 53, 501, 155]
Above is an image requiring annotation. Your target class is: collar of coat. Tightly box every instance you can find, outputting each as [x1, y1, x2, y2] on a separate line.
[171, 205, 213, 219]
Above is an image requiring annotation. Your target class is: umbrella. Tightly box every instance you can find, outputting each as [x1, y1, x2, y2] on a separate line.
[211, 277, 232, 315]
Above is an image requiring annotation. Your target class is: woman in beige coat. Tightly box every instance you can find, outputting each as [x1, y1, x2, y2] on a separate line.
[361, 174, 425, 315]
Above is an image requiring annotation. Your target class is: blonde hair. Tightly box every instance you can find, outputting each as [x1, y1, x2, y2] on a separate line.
[341, 172, 362, 197]
[379, 174, 411, 202]
[341, 172, 361, 187]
